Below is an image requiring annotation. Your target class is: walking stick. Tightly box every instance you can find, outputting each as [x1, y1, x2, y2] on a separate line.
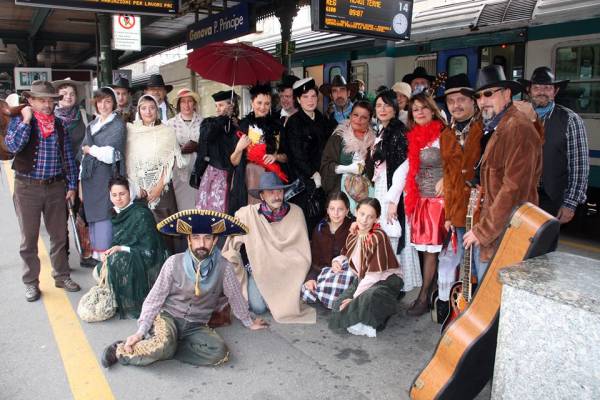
[67, 199, 83, 255]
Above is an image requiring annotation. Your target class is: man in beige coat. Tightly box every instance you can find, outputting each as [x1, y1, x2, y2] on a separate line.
[222, 172, 316, 324]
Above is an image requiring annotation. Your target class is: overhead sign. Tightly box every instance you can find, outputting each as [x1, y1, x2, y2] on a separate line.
[311, 0, 413, 41]
[187, 3, 252, 50]
[113, 14, 141, 51]
[15, 0, 179, 16]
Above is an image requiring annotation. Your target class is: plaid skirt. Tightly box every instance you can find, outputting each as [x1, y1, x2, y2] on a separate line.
[301, 266, 356, 310]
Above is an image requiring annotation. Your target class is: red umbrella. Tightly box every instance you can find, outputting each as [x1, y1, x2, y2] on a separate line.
[187, 42, 285, 86]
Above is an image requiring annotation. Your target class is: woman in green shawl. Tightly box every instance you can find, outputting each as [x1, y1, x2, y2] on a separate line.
[100, 176, 170, 318]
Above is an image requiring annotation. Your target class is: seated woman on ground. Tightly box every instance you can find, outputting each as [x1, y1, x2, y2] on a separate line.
[301, 191, 355, 309]
[98, 176, 170, 319]
[329, 198, 404, 338]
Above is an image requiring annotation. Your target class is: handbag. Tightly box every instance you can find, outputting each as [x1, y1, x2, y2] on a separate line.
[77, 260, 116, 322]
[343, 173, 371, 202]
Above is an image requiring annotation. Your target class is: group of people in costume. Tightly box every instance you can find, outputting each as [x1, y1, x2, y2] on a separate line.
[4, 59, 588, 368]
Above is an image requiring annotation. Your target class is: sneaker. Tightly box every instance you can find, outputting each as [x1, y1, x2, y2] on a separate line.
[101, 341, 123, 368]
[25, 285, 41, 302]
[55, 278, 81, 292]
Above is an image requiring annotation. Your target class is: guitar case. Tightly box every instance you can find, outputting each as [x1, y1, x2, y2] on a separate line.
[410, 203, 560, 400]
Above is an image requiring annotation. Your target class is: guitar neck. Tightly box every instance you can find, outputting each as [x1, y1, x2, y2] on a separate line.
[461, 214, 473, 301]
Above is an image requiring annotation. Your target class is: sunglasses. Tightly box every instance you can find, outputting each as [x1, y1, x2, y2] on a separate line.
[474, 88, 504, 99]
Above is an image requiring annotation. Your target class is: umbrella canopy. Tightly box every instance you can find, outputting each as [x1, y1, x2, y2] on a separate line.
[187, 42, 285, 86]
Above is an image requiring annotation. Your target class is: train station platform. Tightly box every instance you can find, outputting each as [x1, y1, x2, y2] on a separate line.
[0, 161, 598, 400]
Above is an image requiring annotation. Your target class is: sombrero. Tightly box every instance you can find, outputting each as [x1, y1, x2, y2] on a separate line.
[156, 209, 248, 237]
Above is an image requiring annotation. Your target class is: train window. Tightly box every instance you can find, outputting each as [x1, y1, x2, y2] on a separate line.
[480, 44, 525, 80]
[351, 63, 369, 90]
[447, 56, 468, 76]
[555, 44, 600, 114]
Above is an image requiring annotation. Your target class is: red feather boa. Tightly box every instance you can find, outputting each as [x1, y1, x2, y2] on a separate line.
[405, 120, 444, 215]
[246, 143, 288, 183]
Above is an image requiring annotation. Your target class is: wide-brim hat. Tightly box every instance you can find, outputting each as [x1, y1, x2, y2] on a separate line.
[293, 77, 317, 98]
[277, 74, 300, 91]
[475, 65, 522, 95]
[402, 67, 435, 84]
[518, 66, 569, 91]
[248, 172, 293, 199]
[391, 81, 412, 100]
[319, 75, 359, 99]
[157, 209, 248, 237]
[51, 78, 87, 101]
[175, 88, 201, 106]
[436, 73, 475, 101]
[111, 76, 132, 92]
[146, 74, 173, 93]
[23, 80, 63, 100]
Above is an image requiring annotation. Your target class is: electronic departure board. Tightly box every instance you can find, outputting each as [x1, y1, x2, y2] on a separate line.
[15, 0, 179, 16]
[311, 0, 413, 41]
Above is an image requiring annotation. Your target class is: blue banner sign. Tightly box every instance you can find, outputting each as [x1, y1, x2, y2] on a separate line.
[187, 3, 252, 49]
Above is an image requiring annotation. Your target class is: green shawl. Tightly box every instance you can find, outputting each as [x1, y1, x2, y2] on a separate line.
[107, 202, 170, 318]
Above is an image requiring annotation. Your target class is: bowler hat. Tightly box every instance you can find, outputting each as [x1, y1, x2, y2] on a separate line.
[518, 66, 569, 91]
[277, 75, 300, 91]
[475, 65, 522, 95]
[248, 172, 293, 199]
[156, 209, 248, 237]
[436, 73, 475, 101]
[23, 80, 63, 99]
[111, 76, 132, 92]
[402, 67, 435, 84]
[319, 75, 358, 99]
[145, 74, 173, 93]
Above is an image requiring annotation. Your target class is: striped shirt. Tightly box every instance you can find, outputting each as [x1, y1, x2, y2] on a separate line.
[6, 116, 78, 191]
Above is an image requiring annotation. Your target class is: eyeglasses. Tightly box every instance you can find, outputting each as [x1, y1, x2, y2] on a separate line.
[474, 88, 504, 99]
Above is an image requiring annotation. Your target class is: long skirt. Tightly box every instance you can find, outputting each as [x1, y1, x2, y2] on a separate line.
[149, 184, 183, 254]
[329, 274, 403, 333]
[373, 172, 421, 291]
[88, 219, 112, 254]
[172, 164, 198, 211]
[410, 196, 446, 253]
[300, 266, 356, 309]
[245, 162, 265, 206]
[195, 165, 229, 213]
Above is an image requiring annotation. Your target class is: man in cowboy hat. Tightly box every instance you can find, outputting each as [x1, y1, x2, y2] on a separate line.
[101, 209, 268, 369]
[519, 66, 589, 222]
[111, 76, 135, 123]
[5, 80, 81, 301]
[402, 66, 435, 94]
[222, 172, 316, 324]
[320, 74, 358, 125]
[463, 65, 543, 278]
[277, 74, 300, 125]
[143, 74, 175, 123]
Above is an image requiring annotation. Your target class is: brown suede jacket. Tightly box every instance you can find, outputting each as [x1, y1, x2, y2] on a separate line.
[471, 105, 543, 261]
[440, 118, 483, 228]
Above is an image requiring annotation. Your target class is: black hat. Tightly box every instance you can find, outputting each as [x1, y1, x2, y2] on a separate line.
[475, 65, 522, 95]
[249, 82, 272, 97]
[402, 67, 435, 84]
[111, 77, 131, 92]
[145, 74, 173, 93]
[518, 66, 569, 91]
[319, 75, 358, 98]
[157, 209, 248, 237]
[436, 73, 475, 101]
[292, 77, 317, 98]
[277, 75, 300, 91]
[211, 90, 238, 102]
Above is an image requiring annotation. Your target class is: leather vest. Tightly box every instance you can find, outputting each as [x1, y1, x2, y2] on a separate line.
[12, 118, 66, 174]
[541, 105, 569, 204]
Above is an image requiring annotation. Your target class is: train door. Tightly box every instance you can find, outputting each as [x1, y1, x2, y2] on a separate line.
[437, 48, 479, 85]
[322, 61, 350, 114]
[305, 64, 325, 113]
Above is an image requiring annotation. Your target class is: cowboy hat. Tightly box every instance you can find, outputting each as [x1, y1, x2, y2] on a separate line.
[436, 73, 475, 101]
[175, 88, 201, 107]
[51, 78, 87, 101]
[110, 76, 132, 92]
[402, 67, 435, 84]
[23, 80, 63, 99]
[145, 74, 173, 93]
[156, 209, 248, 237]
[248, 172, 293, 199]
[518, 66, 569, 91]
[474, 65, 522, 95]
[319, 75, 359, 99]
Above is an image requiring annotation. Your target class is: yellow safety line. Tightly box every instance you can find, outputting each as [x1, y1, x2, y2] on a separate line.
[3, 162, 115, 400]
[559, 239, 600, 254]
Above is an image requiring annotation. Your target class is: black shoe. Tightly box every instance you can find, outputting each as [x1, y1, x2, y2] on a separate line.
[80, 257, 98, 269]
[25, 285, 41, 302]
[101, 341, 123, 368]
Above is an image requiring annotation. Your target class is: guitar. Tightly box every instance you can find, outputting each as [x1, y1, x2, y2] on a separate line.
[410, 203, 559, 400]
[427, 72, 448, 98]
[441, 186, 481, 332]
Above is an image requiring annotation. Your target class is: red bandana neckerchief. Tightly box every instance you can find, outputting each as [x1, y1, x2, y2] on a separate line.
[33, 111, 56, 139]
[405, 119, 444, 215]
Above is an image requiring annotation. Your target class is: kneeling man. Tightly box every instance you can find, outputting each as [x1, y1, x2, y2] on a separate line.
[101, 209, 267, 368]
[222, 172, 316, 324]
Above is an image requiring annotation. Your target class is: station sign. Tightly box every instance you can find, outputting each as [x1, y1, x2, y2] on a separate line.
[187, 3, 252, 50]
[15, 0, 179, 16]
[311, 0, 413, 41]
[112, 14, 141, 52]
